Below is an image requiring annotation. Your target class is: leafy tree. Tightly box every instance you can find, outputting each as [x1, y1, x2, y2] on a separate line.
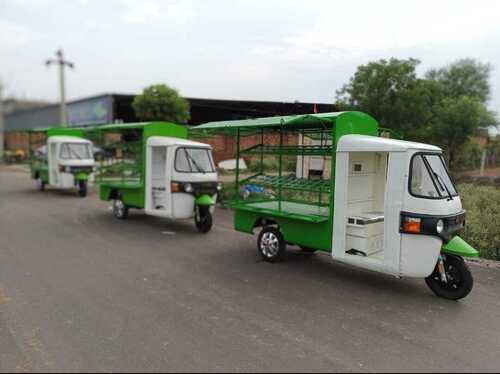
[335, 58, 433, 138]
[132, 84, 190, 124]
[426, 59, 491, 103]
[336, 57, 497, 171]
[425, 59, 496, 169]
[430, 96, 494, 170]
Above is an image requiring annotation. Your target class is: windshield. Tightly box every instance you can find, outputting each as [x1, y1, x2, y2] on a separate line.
[175, 147, 215, 173]
[60, 143, 92, 160]
[410, 153, 458, 199]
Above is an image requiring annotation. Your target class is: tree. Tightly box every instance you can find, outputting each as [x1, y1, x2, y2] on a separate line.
[335, 58, 432, 138]
[426, 59, 491, 103]
[426, 59, 496, 170]
[430, 96, 494, 170]
[336, 57, 497, 171]
[132, 84, 190, 124]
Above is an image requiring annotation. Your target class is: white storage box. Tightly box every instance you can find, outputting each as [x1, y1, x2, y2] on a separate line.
[346, 212, 384, 256]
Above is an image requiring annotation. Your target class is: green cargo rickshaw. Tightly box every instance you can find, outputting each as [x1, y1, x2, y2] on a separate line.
[86, 122, 221, 233]
[30, 128, 95, 197]
[193, 111, 480, 300]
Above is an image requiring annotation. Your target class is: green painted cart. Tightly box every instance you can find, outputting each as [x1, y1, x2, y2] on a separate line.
[193, 111, 480, 300]
[86, 122, 221, 232]
[29, 127, 95, 197]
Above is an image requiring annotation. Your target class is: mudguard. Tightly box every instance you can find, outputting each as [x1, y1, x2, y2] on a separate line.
[442, 236, 479, 258]
[74, 172, 89, 182]
[196, 194, 216, 206]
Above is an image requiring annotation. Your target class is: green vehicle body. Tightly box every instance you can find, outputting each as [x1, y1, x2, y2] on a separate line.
[29, 127, 92, 184]
[89, 122, 188, 208]
[442, 236, 479, 257]
[193, 111, 479, 258]
[196, 194, 216, 206]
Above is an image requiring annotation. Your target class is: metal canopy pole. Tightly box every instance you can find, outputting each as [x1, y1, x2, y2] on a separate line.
[235, 128, 240, 204]
[278, 121, 283, 212]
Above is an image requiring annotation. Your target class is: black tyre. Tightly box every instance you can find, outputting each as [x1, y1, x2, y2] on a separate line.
[195, 206, 213, 233]
[257, 226, 286, 262]
[78, 181, 87, 197]
[112, 195, 129, 219]
[299, 246, 317, 253]
[425, 255, 473, 300]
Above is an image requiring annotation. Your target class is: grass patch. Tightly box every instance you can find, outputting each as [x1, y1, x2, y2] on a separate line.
[458, 183, 500, 260]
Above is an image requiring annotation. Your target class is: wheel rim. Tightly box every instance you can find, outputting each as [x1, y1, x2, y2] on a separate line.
[260, 232, 280, 258]
[432, 262, 463, 290]
[114, 200, 124, 216]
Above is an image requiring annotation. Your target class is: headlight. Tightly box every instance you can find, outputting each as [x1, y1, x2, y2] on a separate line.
[183, 183, 193, 193]
[436, 219, 444, 234]
[216, 182, 223, 191]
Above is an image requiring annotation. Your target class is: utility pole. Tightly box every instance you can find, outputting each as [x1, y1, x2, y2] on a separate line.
[46, 49, 74, 127]
[0, 79, 4, 160]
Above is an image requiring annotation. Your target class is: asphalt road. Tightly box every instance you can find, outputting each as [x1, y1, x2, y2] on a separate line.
[1, 166, 500, 372]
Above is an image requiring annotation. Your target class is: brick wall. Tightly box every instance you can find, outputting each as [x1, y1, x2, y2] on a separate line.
[199, 133, 298, 165]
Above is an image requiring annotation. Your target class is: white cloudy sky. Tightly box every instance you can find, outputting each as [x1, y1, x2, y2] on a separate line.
[1, 0, 500, 112]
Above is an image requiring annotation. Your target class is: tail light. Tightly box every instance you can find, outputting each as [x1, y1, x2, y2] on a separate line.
[402, 217, 421, 233]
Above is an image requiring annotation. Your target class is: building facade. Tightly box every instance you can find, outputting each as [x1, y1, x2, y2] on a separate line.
[4, 93, 335, 161]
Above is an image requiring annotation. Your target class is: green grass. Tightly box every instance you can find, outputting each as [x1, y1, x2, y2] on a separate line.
[458, 184, 500, 260]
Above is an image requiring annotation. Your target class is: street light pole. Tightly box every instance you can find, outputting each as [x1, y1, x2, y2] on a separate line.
[46, 49, 74, 127]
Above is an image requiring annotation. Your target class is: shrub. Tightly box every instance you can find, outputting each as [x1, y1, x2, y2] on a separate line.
[474, 176, 492, 186]
[458, 184, 500, 260]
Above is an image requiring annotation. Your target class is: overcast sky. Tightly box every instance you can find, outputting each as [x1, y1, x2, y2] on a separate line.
[1, 0, 499, 113]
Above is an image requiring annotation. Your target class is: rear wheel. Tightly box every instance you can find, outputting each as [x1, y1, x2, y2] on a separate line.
[112, 195, 129, 219]
[258, 227, 286, 262]
[425, 255, 473, 300]
[78, 180, 87, 197]
[195, 206, 213, 233]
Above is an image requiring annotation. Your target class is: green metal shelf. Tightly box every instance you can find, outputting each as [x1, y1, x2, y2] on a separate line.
[241, 174, 331, 193]
[240, 144, 333, 156]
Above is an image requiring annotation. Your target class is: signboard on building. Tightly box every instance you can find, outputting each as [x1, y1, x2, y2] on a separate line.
[68, 96, 113, 127]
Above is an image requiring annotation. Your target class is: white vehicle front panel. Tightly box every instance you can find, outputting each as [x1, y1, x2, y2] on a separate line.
[144, 138, 219, 220]
[47, 136, 95, 188]
[398, 149, 464, 277]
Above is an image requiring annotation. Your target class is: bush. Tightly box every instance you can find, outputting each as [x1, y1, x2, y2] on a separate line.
[458, 184, 500, 260]
[455, 174, 474, 184]
[474, 176, 492, 186]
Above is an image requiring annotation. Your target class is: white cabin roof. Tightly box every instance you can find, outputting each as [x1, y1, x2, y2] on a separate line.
[47, 136, 91, 144]
[337, 135, 441, 153]
[147, 136, 211, 148]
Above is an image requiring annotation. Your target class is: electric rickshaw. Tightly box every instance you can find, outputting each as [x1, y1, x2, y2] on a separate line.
[192, 111, 479, 300]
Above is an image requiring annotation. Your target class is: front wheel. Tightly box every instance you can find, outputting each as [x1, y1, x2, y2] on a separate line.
[195, 206, 213, 233]
[425, 255, 473, 300]
[78, 181, 87, 197]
